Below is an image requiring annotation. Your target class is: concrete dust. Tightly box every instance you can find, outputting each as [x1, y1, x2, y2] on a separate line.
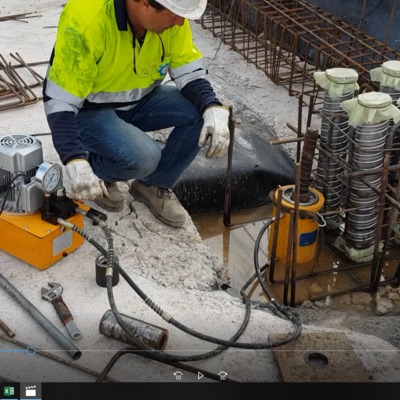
[0, 0, 399, 383]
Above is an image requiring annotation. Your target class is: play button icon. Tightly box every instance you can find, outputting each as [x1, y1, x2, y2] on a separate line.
[198, 372, 204, 380]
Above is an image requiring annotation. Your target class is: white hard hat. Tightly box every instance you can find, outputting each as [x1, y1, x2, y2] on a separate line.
[156, 0, 207, 19]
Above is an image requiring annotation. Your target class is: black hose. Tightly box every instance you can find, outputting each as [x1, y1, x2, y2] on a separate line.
[105, 273, 249, 362]
[105, 232, 300, 349]
[252, 219, 303, 330]
[96, 345, 239, 383]
[69, 214, 248, 362]
[74, 213, 302, 350]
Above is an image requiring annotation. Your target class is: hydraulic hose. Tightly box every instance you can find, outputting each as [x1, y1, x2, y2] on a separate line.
[59, 212, 301, 355]
[252, 219, 303, 327]
[96, 345, 238, 383]
[61, 215, 247, 363]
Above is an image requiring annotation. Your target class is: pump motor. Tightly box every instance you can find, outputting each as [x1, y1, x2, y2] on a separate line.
[0, 134, 44, 214]
[0, 134, 85, 270]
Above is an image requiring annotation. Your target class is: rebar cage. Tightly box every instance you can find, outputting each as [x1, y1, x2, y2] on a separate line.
[199, 0, 400, 107]
[212, 1, 400, 305]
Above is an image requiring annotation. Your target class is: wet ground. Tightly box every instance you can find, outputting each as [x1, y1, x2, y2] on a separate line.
[193, 209, 400, 350]
[193, 208, 400, 311]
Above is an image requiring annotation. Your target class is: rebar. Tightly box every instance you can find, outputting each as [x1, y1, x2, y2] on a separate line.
[0, 53, 44, 111]
[200, 0, 400, 105]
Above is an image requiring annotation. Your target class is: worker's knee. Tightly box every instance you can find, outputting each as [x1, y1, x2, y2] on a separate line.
[120, 144, 161, 178]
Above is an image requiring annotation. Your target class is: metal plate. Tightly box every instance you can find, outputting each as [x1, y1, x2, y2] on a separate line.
[270, 332, 369, 382]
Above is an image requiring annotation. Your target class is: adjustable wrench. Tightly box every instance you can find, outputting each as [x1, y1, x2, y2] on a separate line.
[41, 282, 82, 340]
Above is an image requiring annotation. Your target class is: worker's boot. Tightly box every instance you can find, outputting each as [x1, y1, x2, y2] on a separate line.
[94, 182, 124, 212]
[129, 180, 186, 228]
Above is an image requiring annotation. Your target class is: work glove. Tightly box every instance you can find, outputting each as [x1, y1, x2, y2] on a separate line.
[199, 106, 230, 158]
[65, 159, 108, 201]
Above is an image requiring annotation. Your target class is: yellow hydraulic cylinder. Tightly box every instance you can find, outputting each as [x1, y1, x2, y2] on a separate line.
[268, 185, 325, 265]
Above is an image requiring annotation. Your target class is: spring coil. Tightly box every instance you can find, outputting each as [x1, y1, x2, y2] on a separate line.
[315, 92, 353, 220]
[345, 120, 389, 249]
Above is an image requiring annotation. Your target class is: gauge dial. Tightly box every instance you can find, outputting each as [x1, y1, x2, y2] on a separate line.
[35, 162, 63, 193]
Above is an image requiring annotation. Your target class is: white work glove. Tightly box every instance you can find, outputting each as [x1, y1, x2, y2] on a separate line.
[199, 106, 230, 158]
[65, 159, 108, 201]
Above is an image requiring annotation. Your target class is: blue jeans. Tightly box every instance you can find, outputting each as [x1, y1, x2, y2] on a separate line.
[75, 84, 203, 188]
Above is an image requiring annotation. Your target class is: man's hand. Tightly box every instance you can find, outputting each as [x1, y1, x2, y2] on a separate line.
[65, 159, 108, 200]
[199, 106, 230, 158]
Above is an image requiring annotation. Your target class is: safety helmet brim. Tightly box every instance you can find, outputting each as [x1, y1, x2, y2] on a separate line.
[157, 0, 207, 20]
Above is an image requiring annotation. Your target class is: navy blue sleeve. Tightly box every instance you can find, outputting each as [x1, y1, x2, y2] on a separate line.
[46, 111, 88, 165]
[180, 78, 222, 114]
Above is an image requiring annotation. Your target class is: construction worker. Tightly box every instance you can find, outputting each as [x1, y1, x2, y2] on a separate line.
[43, 0, 230, 227]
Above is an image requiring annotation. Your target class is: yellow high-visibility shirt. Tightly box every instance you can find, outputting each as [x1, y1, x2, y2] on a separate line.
[46, 0, 205, 110]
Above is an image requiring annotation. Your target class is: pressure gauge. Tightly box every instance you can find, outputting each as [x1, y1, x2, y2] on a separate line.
[35, 162, 63, 193]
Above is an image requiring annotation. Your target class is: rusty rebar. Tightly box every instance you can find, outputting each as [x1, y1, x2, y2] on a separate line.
[0, 319, 15, 338]
[290, 163, 301, 307]
[201, 0, 399, 103]
[268, 187, 283, 283]
[369, 154, 390, 291]
[0, 53, 43, 111]
[223, 106, 236, 227]
[298, 128, 318, 203]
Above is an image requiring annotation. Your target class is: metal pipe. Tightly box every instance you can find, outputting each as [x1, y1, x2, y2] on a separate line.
[99, 309, 169, 350]
[0, 273, 81, 360]
[0, 334, 118, 382]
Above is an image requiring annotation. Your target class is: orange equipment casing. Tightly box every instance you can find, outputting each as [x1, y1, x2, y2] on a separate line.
[0, 206, 87, 270]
